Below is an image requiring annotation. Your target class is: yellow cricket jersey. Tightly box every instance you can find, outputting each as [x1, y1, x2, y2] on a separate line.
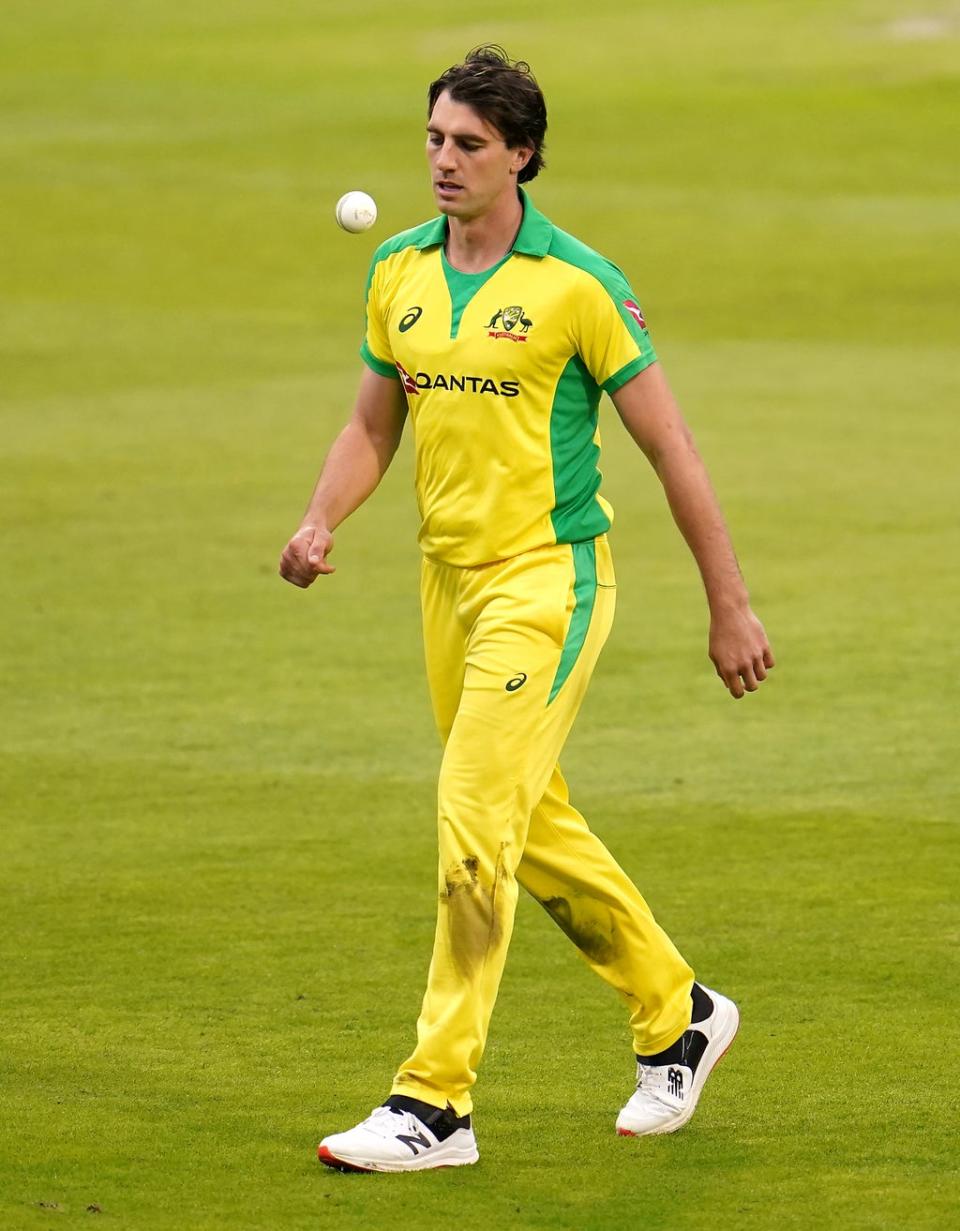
[360, 189, 657, 566]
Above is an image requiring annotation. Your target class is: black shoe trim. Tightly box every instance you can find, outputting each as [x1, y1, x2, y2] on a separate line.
[384, 1095, 471, 1141]
[633, 983, 715, 1067]
[690, 982, 714, 1024]
[636, 1028, 709, 1073]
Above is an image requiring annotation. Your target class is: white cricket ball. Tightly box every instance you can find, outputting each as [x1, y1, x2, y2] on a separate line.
[335, 190, 378, 234]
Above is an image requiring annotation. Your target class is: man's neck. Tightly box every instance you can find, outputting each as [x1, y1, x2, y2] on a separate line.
[445, 187, 524, 274]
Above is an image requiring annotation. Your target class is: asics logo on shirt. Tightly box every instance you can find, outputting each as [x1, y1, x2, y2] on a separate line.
[399, 306, 423, 332]
[505, 673, 528, 692]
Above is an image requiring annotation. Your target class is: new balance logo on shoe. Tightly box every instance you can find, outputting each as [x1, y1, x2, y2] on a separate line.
[396, 1130, 431, 1156]
[667, 1067, 684, 1099]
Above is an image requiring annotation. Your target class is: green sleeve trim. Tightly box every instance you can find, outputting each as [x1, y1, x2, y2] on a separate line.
[548, 540, 597, 705]
[602, 352, 658, 395]
[359, 342, 399, 379]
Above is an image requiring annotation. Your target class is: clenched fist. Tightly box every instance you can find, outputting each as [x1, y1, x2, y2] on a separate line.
[709, 604, 775, 699]
[279, 525, 335, 588]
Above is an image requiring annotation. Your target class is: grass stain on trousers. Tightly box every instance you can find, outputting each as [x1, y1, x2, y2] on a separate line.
[391, 535, 694, 1115]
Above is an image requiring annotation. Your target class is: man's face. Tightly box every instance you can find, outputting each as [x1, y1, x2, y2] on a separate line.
[426, 90, 532, 220]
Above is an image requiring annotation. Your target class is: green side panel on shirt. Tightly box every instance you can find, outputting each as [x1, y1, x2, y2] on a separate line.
[548, 540, 597, 704]
[441, 249, 509, 339]
[549, 353, 612, 543]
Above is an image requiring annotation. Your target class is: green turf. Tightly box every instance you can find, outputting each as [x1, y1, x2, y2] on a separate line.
[2, 1, 958, 1227]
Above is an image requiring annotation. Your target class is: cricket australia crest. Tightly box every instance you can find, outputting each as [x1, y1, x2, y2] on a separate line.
[486, 305, 533, 342]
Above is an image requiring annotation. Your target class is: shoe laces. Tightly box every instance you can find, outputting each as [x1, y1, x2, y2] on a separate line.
[637, 1061, 687, 1104]
[638, 1064, 667, 1093]
[360, 1106, 422, 1139]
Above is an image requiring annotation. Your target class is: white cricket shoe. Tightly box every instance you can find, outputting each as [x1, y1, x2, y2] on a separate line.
[317, 1098, 479, 1173]
[616, 983, 739, 1137]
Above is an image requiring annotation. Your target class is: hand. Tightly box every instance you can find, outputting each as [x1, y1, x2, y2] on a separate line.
[709, 605, 775, 699]
[278, 525, 335, 588]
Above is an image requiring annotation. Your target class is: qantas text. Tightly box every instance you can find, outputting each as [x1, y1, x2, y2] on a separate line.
[397, 363, 520, 398]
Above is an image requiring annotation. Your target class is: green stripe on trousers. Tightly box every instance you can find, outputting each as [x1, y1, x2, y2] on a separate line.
[548, 540, 597, 704]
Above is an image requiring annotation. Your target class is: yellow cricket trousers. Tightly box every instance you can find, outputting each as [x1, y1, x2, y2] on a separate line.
[390, 535, 694, 1115]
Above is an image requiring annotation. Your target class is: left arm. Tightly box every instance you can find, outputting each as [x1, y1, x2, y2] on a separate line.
[612, 361, 775, 699]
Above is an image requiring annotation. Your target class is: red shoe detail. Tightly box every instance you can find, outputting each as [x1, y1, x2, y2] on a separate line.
[617, 1129, 636, 1137]
[317, 1144, 374, 1173]
[714, 1018, 740, 1067]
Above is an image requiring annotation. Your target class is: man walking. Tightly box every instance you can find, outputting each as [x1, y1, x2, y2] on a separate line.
[280, 46, 774, 1172]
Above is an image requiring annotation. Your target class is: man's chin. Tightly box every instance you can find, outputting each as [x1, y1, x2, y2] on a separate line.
[434, 192, 473, 218]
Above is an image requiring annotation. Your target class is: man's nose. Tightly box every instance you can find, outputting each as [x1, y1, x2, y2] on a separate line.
[437, 140, 458, 170]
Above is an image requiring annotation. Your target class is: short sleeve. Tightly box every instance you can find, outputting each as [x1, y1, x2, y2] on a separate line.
[359, 250, 399, 379]
[574, 263, 657, 394]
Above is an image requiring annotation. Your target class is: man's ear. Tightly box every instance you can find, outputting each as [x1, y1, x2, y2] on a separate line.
[512, 146, 534, 176]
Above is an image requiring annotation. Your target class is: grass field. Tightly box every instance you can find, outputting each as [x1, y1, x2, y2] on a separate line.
[2, 1, 959, 1227]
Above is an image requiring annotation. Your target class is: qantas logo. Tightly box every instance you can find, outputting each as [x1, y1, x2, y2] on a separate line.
[623, 300, 647, 329]
[395, 364, 520, 398]
[396, 362, 420, 396]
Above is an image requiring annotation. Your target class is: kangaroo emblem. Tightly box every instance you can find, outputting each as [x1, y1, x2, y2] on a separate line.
[487, 305, 534, 339]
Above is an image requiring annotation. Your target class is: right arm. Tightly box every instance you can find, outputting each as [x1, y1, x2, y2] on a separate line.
[278, 366, 407, 588]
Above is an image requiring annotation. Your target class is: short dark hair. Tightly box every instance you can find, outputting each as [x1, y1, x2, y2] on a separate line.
[427, 45, 547, 184]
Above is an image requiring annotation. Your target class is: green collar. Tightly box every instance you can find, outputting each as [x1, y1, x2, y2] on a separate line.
[413, 188, 552, 257]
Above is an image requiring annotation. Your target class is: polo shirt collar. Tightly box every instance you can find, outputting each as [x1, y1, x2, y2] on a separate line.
[414, 188, 552, 257]
[511, 189, 552, 256]
[414, 213, 447, 250]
